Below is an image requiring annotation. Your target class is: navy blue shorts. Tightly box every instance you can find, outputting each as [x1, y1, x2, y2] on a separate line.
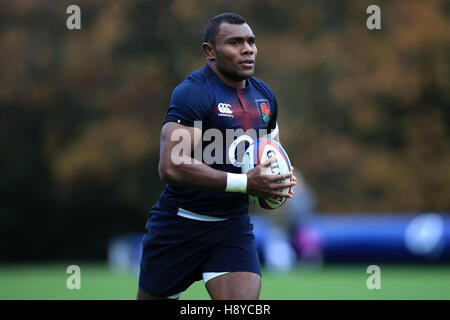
[138, 207, 261, 298]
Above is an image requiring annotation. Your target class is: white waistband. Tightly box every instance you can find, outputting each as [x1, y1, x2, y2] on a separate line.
[177, 208, 228, 222]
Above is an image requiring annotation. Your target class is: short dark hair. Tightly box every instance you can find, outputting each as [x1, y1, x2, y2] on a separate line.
[203, 13, 246, 46]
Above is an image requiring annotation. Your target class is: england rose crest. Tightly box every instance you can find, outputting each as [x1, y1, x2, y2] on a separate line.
[260, 103, 270, 122]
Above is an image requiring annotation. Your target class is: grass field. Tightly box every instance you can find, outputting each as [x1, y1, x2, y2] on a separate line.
[0, 263, 449, 300]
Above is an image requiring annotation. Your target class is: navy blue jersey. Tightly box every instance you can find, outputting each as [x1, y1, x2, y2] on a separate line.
[156, 64, 278, 219]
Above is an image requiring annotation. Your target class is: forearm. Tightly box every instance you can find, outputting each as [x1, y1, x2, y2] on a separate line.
[160, 155, 228, 192]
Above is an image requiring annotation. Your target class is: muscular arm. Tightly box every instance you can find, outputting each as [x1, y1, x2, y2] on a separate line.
[158, 122, 295, 198]
[158, 122, 227, 192]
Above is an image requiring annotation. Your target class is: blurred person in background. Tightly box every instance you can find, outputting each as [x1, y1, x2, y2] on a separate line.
[251, 169, 321, 272]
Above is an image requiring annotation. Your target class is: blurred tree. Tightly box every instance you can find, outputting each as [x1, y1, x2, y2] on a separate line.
[0, 0, 448, 260]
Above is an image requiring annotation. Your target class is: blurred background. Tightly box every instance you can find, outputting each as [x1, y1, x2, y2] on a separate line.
[0, 0, 449, 299]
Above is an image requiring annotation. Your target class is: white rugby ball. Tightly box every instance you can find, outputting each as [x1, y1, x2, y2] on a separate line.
[242, 137, 292, 209]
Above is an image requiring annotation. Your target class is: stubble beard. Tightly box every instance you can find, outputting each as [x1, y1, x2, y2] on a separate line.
[216, 56, 254, 82]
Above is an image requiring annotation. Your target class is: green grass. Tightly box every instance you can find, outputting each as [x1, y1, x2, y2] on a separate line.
[0, 263, 449, 300]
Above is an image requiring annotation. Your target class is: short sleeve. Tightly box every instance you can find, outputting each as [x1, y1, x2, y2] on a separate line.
[164, 81, 214, 127]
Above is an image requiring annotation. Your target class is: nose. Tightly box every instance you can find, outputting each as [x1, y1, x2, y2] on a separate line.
[242, 42, 254, 55]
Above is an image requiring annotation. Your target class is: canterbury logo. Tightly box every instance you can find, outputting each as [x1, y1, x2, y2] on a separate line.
[218, 103, 233, 114]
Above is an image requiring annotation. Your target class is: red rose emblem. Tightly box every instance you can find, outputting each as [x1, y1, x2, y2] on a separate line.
[261, 103, 270, 115]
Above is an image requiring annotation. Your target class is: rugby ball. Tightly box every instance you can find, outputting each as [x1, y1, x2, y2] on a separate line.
[242, 138, 292, 209]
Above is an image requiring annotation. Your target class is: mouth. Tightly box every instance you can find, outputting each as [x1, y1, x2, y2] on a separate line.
[239, 59, 255, 68]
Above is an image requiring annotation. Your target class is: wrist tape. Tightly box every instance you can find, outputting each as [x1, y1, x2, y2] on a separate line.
[225, 173, 247, 194]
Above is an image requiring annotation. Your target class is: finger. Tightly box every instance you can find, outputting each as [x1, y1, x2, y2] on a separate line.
[261, 158, 274, 167]
[283, 171, 294, 180]
[271, 191, 293, 199]
[266, 197, 282, 205]
[269, 181, 296, 190]
[268, 172, 293, 182]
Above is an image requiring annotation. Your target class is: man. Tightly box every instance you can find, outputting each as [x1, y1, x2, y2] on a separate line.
[137, 13, 296, 300]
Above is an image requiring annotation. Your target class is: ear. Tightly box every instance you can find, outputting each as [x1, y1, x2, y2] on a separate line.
[201, 42, 216, 61]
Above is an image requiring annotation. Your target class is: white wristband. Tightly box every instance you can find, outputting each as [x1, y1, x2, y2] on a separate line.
[225, 173, 248, 194]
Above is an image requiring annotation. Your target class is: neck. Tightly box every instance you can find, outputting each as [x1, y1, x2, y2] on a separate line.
[208, 62, 247, 89]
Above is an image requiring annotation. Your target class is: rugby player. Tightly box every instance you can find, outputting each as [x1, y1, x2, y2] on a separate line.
[137, 13, 296, 300]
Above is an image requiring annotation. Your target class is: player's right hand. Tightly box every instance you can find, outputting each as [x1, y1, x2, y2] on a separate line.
[246, 158, 296, 200]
